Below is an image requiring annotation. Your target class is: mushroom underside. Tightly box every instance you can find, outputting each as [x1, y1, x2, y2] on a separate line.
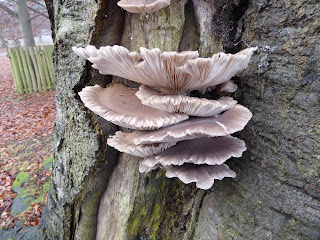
[73, 45, 257, 95]
[72, 45, 256, 190]
[117, 0, 171, 13]
[133, 104, 252, 144]
[164, 163, 236, 190]
[107, 130, 176, 157]
[136, 85, 237, 117]
[78, 83, 189, 130]
[139, 136, 246, 172]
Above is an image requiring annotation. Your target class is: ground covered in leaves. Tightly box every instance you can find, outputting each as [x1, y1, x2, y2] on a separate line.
[0, 56, 56, 228]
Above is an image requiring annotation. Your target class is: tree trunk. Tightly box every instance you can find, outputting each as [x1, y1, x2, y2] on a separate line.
[0, 35, 7, 49]
[16, 0, 35, 47]
[36, 0, 319, 239]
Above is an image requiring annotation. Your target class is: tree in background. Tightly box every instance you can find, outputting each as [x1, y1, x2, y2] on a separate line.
[0, 0, 50, 47]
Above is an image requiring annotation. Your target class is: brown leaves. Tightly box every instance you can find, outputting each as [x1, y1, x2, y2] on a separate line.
[0, 171, 17, 228]
[0, 56, 55, 228]
[24, 203, 44, 227]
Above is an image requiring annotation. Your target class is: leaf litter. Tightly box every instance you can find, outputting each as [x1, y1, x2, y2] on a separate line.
[0, 56, 55, 228]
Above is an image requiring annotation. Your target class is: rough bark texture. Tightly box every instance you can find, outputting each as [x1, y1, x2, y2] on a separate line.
[17, 0, 319, 239]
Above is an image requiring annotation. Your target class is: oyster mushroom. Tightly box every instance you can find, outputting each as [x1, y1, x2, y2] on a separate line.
[73, 45, 256, 95]
[107, 131, 176, 157]
[133, 104, 252, 144]
[139, 136, 246, 172]
[117, 0, 171, 13]
[136, 84, 237, 117]
[178, 47, 258, 93]
[165, 163, 236, 190]
[78, 83, 188, 130]
[216, 80, 238, 94]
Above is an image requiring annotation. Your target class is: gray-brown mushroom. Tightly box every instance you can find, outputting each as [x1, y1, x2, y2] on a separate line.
[178, 47, 258, 93]
[72, 45, 98, 60]
[107, 131, 176, 157]
[136, 84, 237, 116]
[133, 104, 252, 144]
[78, 83, 188, 130]
[216, 80, 238, 94]
[139, 136, 246, 172]
[73, 44, 256, 190]
[73, 45, 256, 95]
[165, 164, 236, 190]
[117, 0, 170, 13]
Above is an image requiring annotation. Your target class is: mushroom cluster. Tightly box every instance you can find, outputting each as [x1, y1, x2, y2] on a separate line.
[73, 45, 257, 189]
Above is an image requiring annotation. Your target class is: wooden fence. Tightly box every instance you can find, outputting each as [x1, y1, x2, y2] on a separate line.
[7, 46, 55, 94]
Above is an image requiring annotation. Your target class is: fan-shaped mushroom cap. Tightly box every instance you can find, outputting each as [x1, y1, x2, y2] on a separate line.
[165, 164, 236, 190]
[217, 80, 238, 93]
[107, 131, 176, 157]
[73, 46, 256, 95]
[177, 47, 258, 93]
[135, 48, 200, 94]
[72, 45, 98, 60]
[133, 104, 252, 144]
[117, 0, 170, 13]
[139, 136, 246, 172]
[136, 85, 237, 117]
[74, 46, 200, 94]
[78, 83, 188, 130]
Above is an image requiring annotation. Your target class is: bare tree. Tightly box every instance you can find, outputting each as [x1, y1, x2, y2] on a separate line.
[0, 0, 49, 47]
[16, 0, 35, 46]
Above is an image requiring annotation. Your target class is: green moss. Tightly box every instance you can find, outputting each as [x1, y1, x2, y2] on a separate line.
[149, 203, 162, 239]
[128, 214, 141, 238]
[159, 178, 166, 192]
[34, 181, 50, 203]
[23, 197, 34, 205]
[12, 172, 30, 190]
[43, 156, 53, 169]
[127, 201, 163, 240]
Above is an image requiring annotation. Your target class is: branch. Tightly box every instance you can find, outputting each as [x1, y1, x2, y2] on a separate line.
[0, 2, 18, 18]
[28, 6, 48, 18]
[30, 0, 46, 7]
[30, 11, 48, 20]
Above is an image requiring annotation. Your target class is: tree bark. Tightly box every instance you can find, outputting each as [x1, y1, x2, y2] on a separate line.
[36, 0, 320, 239]
[16, 0, 36, 47]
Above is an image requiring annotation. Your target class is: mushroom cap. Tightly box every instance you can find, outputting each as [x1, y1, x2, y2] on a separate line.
[117, 0, 171, 13]
[72, 45, 98, 60]
[217, 80, 238, 93]
[133, 104, 252, 144]
[177, 47, 258, 93]
[139, 136, 246, 172]
[136, 85, 237, 117]
[135, 48, 200, 94]
[74, 45, 199, 94]
[78, 83, 188, 130]
[165, 164, 236, 190]
[107, 131, 176, 157]
[72, 46, 256, 95]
